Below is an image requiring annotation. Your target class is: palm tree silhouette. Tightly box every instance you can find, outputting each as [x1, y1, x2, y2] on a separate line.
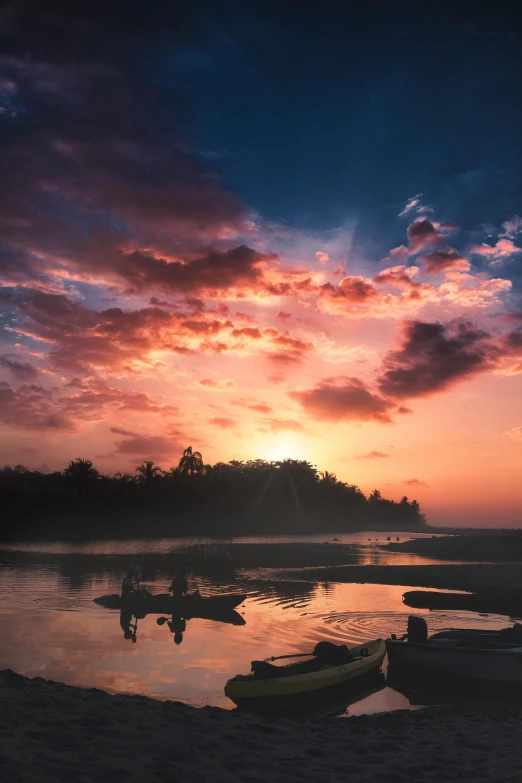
[115, 472, 135, 484]
[63, 458, 99, 481]
[178, 446, 203, 476]
[369, 489, 382, 503]
[135, 461, 163, 487]
[320, 470, 337, 485]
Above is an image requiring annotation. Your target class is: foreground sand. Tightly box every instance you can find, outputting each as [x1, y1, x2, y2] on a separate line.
[271, 563, 522, 593]
[2, 670, 522, 783]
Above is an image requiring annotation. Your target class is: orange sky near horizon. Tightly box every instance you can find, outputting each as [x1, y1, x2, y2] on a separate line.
[2, 202, 522, 528]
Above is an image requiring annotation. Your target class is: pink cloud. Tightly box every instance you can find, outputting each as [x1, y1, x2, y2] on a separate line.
[289, 376, 391, 423]
[110, 426, 139, 437]
[315, 251, 330, 263]
[419, 248, 470, 274]
[0, 381, 75, 431]
[399, 195, 422, 217]
[407, 218, 446, 253]
[114, 435, 175, 457]
[374, 265, 422, 288]
[468, 239, 521, 265]
[249, 404, 273, 414]
[0, 355, 39, 379]
[377, 320, 498, 399]
[500, 216, 522, 239]
[0, 374, 180, 434]
[389, 245, 409, 262]
[230, 327, 263, 339]
[318, 276, 378, 314]
[209, 417, 236, 429]
[235, 311, 257, 323]
[264, 331, 314, 365]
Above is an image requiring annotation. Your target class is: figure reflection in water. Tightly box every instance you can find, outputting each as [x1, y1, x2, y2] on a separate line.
[120, 608, 138, 642]
[157, 615, 187, 644]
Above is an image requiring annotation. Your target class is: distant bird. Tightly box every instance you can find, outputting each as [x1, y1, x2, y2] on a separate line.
[333, 537, 339, 542]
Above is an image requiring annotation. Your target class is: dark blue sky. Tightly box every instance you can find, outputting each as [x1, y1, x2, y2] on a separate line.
[3, 0, 522, 264]
[87, 0, 522, 276]
[153, 2, 522, 238]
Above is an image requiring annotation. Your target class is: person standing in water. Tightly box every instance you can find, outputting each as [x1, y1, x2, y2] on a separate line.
[121, 566, 139, 600]
[169, 568, 188, 598]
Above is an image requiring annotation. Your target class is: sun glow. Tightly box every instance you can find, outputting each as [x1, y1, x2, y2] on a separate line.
[261, 437, 303, 462]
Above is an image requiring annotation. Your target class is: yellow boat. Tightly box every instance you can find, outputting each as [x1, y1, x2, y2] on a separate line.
[225, 638, 386, 713]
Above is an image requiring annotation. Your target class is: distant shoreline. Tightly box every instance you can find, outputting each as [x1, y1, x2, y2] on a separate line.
[2, 521, 521, 546]
[0, 515, 430, 542]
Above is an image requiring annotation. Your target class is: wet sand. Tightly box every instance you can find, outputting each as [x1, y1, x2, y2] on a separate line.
[385, 535, 522, 560]
[2, 669, 521, 782]
[270, 563, 522, 592]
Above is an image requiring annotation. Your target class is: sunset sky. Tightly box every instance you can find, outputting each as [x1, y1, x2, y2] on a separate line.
[1, 1, 521, 526]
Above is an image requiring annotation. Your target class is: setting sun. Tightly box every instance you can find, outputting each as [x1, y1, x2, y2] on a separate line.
[260, 437, 303, 462]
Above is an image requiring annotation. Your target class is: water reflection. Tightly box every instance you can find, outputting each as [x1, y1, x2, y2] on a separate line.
[387, 667, 522, 708]
[314, 671, 387, 718]
[120, 609, 138, 642]
[0, 531, 443, 555]
[0, 537, 514, 715]
[159, 615, 186, 645]
[231, 670, 388, 719]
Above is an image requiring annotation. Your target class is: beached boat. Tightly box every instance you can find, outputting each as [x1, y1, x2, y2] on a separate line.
[225, 638, 386, 712]
[428, 626, 522, 646]
[94, 590, 246, 617]
[402, 589, 522, 617]
[386, 617, 522, 683]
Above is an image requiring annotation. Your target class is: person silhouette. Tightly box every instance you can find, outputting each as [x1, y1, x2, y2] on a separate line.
[121, 566, 139, 600]
[169, 569, 188, 599]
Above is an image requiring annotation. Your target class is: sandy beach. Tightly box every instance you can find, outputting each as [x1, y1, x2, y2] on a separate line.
[1, 669, 521, 782]
[270, 563, 522, 593]
[385, 535, 522, 560]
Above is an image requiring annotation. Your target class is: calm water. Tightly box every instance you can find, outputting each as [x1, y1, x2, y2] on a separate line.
[0, 532, 511, 716]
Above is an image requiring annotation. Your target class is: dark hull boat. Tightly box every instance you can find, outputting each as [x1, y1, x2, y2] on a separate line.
[403, 589, 522, 617]
[94, 590, 247, 618]
[386, 617, 522, 684]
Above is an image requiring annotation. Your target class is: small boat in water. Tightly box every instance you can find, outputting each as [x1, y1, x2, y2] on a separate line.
[94, 589, 247, 618]
[225, 638, 386, 713]
[386, 616, 522, 684]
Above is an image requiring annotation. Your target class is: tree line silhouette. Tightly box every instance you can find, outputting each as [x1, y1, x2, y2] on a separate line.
[1, 447, 426, 538]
